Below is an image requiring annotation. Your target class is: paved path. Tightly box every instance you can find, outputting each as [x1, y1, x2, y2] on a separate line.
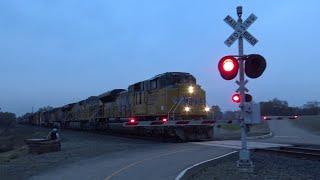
[30, 142, 233, 180]
[31, 138, 294, 180]
[30, 119, 320, 180]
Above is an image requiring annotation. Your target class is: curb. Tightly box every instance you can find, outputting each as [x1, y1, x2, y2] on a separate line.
[175, 151, 238, 180]
[247, 131, 273, 140]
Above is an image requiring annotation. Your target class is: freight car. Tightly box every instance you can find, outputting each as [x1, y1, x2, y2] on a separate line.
[24, 72, 215, 141]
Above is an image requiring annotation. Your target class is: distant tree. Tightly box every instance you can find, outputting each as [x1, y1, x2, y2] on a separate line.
[0, 112, 16, 126]
[302, 101, 320, 115]
[304, 101, 320, 108]
[260, 98, 320, 116]
[260, 98, 292, 116]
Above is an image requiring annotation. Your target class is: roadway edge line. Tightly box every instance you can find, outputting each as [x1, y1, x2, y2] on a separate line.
[247, 131, 273, 140]
[175, 151, 238, 180]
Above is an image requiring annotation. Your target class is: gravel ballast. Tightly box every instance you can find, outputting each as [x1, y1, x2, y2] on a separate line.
[188, 151, 320, 180]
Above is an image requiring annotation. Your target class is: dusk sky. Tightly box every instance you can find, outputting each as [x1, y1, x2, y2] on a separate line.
[1, 1, 319, 115]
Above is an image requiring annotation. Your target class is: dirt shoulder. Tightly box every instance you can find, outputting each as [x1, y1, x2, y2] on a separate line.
[0, 125, 157, 180]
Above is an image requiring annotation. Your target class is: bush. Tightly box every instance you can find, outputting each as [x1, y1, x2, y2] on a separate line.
[0, 112, 16, 127]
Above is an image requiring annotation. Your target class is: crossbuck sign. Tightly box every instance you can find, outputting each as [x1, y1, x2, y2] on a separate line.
[224, 13, 258, 47]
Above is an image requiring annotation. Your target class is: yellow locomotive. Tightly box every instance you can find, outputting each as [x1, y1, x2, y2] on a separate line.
[24, 72, 214, 141]
[100, 72, 208, 121]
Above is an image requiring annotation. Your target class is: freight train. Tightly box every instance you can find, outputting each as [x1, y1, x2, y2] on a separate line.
[22, 72, 214, 141]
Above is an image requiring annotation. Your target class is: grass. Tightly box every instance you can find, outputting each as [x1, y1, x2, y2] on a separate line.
[0, 146, 28, 163]
[0, 124, 49, 163]
[220, 124, 241, 131]
[290, 115, 320, 135]
[219, 121, 269, 133]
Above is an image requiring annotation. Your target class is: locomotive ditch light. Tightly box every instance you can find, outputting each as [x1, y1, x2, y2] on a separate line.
[184, 106, 191, 112]
[188, 86, 194, 94]
[244, 54, 266, 79]
[218, 56, 239, 80]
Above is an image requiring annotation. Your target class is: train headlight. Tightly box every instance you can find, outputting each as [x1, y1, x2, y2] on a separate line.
[184, 106, 191, 112]
[188, 86, 194, 94]
[204, 106, 210, 112]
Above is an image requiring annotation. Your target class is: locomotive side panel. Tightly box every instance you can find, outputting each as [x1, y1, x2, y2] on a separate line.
[115, 92, 130, 118]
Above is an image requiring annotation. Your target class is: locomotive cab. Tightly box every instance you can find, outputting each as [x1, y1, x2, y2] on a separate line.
[128, 72, 208, 120]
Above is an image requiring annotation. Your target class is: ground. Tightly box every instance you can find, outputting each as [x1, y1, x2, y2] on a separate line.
[186, 116, 320, 180]
[290, 115, 320, 135]
[0, 124, 48, 163]
[0, 125, 161, 180]
[0, 116, 317, 180]
[0, 121, 270, 180]
[188, 151, 320, 180]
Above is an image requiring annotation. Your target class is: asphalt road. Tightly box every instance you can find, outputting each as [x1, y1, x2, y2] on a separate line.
[30, 119, 320, 180]
[30, 141, 234, 180]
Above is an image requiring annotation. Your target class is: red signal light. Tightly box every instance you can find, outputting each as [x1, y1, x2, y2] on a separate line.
[218, 56, 239, 80]
[162, 118, 168, 122]
[223, 59, 235, 71]
[231, 93, 253, 103]
[232, 94, 241, 103]
[127, 118, 138, 126]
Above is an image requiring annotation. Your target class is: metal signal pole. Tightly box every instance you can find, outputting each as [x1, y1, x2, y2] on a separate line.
[223, 5, 263, 172]
[236, 6, 253, 171]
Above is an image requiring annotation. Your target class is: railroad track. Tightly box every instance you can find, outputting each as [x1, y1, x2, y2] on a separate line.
[255, 146, 320, 160]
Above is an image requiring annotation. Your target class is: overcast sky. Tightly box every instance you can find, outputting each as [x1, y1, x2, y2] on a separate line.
[1, 0, 319, 115]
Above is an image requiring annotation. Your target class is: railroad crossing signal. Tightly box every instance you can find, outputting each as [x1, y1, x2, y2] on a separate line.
[224, 13, 258, 47]
[219, 6, 267, 171]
